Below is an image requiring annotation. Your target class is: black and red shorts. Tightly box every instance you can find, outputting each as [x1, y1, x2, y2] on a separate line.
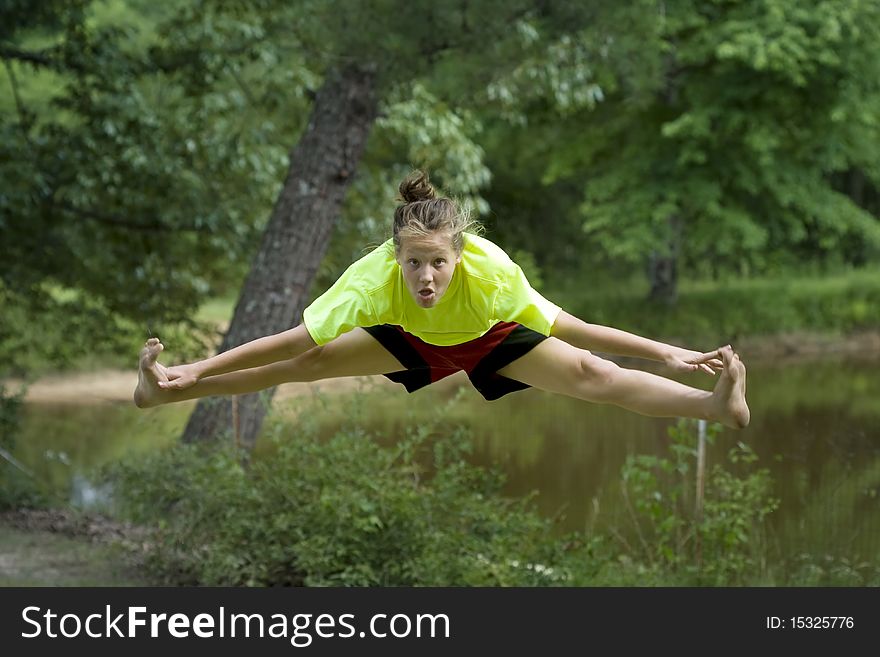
[363, 321, 547, 401]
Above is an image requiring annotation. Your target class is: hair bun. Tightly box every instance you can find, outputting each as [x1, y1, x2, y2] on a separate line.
[399, 170, 436, 203]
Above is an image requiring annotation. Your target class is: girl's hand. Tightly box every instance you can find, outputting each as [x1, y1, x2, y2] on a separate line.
[664, 346, 726, 375]
[158, 363, 200, 390]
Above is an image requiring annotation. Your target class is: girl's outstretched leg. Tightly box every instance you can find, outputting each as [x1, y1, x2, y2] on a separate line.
[133, 329, 404, 408]
[497, 341, 749, 429]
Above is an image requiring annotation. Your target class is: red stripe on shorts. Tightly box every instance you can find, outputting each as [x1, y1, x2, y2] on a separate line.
[393, 321, 520, 384]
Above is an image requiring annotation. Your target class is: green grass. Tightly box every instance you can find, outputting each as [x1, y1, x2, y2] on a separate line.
[557, 267, 880, 345]
[194, 294, 238, 326]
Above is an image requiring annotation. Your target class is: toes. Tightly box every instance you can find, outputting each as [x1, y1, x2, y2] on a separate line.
[140, 342, 164, 367]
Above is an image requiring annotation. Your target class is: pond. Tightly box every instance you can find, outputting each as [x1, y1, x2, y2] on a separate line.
[9, 353, 880, 567]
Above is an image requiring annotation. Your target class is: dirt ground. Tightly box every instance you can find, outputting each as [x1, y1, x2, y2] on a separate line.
[0, 510, 151, 586]
[6, 369, 407, 405]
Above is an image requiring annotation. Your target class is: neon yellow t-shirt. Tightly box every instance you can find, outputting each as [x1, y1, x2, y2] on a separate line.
[302, 233, 561, 347]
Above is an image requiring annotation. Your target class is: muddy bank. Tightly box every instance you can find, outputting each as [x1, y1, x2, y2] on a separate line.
[0, 509, 152, 586]
[5, 370, 400, 405]
[0, 508, 146, 543]
[735, 329, 880, 360]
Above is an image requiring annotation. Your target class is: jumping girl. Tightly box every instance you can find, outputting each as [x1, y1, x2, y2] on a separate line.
[134, 170, 749, 430]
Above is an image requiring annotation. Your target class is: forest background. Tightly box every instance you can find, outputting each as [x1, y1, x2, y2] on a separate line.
[1, 0, 879, 587]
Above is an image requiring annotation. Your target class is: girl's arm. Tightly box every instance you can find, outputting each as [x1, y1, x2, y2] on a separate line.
[549, 310, 723, 374]
[160, 324, 317, 390]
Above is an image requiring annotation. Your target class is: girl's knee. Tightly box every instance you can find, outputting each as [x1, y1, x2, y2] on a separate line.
[576, 354, 620, 400]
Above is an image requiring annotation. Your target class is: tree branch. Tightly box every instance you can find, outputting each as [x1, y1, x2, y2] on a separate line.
[3, 57, 32, 136]
[0, 44, 54, 67]
[226, 64, 257, 106]
[417, 4, 536, 63]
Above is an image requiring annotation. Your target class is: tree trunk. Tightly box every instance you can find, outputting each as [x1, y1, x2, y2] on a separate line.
[648, 252, 677, 305]
[181, 64, 378, 447]
[648, 214, 682, 305]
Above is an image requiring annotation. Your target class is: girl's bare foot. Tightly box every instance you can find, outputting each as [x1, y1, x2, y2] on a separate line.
[133, 338, 169, 408]
[710, 346, 750, 429]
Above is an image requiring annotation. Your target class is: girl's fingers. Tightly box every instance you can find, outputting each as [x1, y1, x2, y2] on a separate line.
[684, 353, 723, 373]
[694, 352, 726, 367]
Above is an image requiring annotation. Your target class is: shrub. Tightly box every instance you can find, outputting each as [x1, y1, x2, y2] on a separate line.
[603, 419, 780, 585]
[106, 399, 585, 586]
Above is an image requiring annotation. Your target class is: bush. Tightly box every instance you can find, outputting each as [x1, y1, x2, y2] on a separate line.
[595, 419, 780, 586]
[104, 405, 871, 587]
[106, 400, 585, 586]
[784, 554, 880, 586]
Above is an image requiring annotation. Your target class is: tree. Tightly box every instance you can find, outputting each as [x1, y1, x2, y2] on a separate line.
[1, 0, 301, 371]
[181, 63, 378, 444]
[536, 0, 880, 302]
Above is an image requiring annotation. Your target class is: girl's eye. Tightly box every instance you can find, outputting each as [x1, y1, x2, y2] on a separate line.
[434, 259, 445, 266]
[408, 259, 418, 266]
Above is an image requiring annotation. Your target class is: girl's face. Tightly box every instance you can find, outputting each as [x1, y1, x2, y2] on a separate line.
[396, 232, 461, 308]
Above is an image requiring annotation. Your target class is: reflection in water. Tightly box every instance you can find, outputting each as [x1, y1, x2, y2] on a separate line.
[12, 356, 880, 565]
[70, 472, 114, 510]
[13, 401, 186, 504]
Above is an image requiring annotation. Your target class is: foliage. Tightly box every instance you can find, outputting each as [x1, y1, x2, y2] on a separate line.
[107, 404, 868, 587]
[5, 0, 879, 375]
[784, 554, 880, 586]
[105, 400, 584, 586]
[774, 458, 880, 574]
[537, 0, 880, 291]
[0, 383, 50, 510]
[0, 280, 223, 377]
[601, 419, 779, 585]
[561, 267, 880, 345]
[1, 0, 301, 374]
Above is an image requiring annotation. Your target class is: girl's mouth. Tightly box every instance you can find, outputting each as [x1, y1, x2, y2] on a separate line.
[418, 289, 435, 300]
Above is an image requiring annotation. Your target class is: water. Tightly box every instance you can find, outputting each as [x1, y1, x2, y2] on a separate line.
[9, 354, 880, 564]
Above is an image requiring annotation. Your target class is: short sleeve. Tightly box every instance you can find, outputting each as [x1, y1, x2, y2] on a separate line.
[493, 264, 561, 336]
[302, 265, 377, 345]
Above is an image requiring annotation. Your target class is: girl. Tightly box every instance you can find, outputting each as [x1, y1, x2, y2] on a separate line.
[134, 171, 749, 430]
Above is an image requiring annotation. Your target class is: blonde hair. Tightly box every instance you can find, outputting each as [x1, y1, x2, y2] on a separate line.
[393, 170, 482, 255]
